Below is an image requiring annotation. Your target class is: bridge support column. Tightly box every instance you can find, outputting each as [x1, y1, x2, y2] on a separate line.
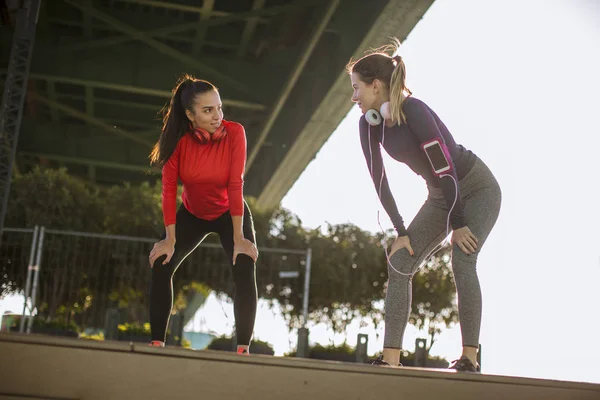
[0, 0, 41, 241]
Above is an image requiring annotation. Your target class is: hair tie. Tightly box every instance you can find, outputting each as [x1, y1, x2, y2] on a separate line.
[393, 55, 402, 65]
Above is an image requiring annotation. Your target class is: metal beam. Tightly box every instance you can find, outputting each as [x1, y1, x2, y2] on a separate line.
[57, 0, 320, 54]
[137, 129, 161, 137]
[97, 117, 158, 130]
[0, 0, 41, 243]
[192, 0, 214, 55]
[83, 0, 93, 37]
[0, 71, 169, 95]
[111, 0, 230, 17]
[246, 0, 340, 170]
[63, 0, 248, 92]
[50, 18, 238, 49]
[30, 93, 154, 148]
[237, 0, 266, 58]
[0, 71, 267, 111]
[85, 86, 94, 117]
[19, 151, 158, 174]
[46, 80, 60, 122]
[37, 0, 49, 30]
[137, 128, 160, 136]
[88, 164, 96, 181]
[57, 93, 162, 111]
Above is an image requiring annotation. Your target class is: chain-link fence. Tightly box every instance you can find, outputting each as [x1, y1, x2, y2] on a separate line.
[0, 226, 311, 346]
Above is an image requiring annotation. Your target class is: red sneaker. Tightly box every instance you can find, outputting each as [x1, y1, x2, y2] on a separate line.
[237, 347, 249, 355]
[149, 340, 165, 348]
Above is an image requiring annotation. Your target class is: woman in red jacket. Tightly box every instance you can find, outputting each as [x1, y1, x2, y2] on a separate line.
[147, 75, 259, 354]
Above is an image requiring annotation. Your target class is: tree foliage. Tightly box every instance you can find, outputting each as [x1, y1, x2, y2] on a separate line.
[2, 167, 458, 345]
[6, 166, 104, 232]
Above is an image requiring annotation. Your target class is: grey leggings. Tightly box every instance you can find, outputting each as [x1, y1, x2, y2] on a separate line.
[384, 157, 501, 349]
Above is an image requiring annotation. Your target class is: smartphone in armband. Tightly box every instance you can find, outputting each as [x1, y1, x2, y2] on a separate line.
[422, 139, 452, 176]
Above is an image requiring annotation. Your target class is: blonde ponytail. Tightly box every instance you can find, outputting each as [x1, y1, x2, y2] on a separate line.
[389, 55, 412, 125]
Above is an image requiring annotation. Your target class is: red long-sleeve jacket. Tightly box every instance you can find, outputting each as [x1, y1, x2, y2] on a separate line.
[161, 120, 246, 226]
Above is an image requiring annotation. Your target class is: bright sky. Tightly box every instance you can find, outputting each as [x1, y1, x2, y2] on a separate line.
[2, 0, 599, 386]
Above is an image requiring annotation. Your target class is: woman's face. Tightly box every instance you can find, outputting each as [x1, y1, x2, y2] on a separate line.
[186, 90, 223, 133]
[350, 72, 380, 114]
[350, 72, 389, 114]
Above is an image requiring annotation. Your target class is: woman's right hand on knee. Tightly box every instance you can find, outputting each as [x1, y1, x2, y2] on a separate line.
[389, 235, 414, 257]
[149, 239, 175, 267]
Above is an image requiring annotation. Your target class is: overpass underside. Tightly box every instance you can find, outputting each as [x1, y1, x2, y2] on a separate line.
[0, 0, 434, 209]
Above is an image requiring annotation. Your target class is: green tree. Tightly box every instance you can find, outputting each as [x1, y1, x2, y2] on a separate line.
[2, 167, 105, 318]
[6, 166, 104, 231]
[101, 181, 164, 238]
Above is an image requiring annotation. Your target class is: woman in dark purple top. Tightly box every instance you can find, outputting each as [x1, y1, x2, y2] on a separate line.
[347, 41, 502, 372]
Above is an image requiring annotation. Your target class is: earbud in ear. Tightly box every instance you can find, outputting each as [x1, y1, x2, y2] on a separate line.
[380, 102, 391, 121]
[365, 109, 382, 126]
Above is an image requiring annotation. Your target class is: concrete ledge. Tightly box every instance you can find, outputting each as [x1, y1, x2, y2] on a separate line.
[1, 333, 599, 400]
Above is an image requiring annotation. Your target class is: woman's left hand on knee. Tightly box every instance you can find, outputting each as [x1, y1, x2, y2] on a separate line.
[452, 226, 478, 255]
[233, 238, 259, 265]
[389, 235, 414, 257]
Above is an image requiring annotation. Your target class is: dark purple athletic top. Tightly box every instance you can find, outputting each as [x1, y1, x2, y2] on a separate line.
[359, 96, 477, 236]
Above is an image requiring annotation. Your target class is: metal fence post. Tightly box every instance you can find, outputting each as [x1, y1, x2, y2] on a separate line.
[356, 333, 369, 363]
[296, 247, 312, 358]
[296, 327, 309, 358]
[104, 308, 121, 341]
[26, 226, 44, 334]
[414, 338, 427, 367]
[302, 247, 312, 327]
[19, 225, 39, 333]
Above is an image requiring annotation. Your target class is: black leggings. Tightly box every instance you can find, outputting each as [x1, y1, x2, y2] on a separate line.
[149, 201, 258, 345]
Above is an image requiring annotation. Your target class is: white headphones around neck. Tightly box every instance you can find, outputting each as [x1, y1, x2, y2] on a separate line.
[365, 101, 391, 126]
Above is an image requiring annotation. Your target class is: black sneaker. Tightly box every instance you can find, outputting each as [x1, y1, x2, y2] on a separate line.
[449, 356, 480, 373]
[369, 356, 402, 367]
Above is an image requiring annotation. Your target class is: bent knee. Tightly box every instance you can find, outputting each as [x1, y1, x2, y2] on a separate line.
[232, 255, 256, 279]
[233, 253, 255, 267]
[452, 250, 477, 276]
[388, 249, 420, 276]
